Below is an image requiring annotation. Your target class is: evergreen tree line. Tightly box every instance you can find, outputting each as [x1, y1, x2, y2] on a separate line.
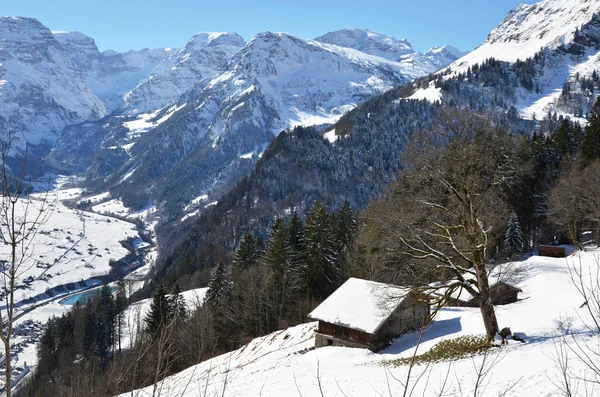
[204, 200, 356, 349]
[19, 281, 193, 397]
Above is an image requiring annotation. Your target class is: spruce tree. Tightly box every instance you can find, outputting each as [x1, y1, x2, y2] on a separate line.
[287, 211, 306, 273]
[234, 231, 262, 271]
[205, 262, 232, 307]
[302, 201, 340, 299]
[263, 218, 291, 278]
[169, 282, 187, 320]
[206, 262, 236, 347]
[335, 199, 356, 252]
[582, 96, 600, 165]
[504, 215, 524, 254]
[144, 281, 171, 338]
[114, 279, 128, 353]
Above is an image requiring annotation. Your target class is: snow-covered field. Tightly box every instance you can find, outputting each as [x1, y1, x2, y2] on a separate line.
[2, 191, 138, 307]
[119, 249, 600, 396]
[0, 183, 149, 388]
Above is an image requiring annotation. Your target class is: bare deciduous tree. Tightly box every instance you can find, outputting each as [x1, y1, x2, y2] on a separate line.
[0, 140, 54, 396]
[379, 109, 526, 344]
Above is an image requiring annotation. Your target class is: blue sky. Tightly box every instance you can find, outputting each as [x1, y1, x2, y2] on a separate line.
[3, 0, 536, 53]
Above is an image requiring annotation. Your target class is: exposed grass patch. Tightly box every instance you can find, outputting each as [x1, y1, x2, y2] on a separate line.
[389, 335, 490, 366]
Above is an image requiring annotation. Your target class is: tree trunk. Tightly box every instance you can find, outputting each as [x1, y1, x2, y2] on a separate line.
[478, 290, 499, 345]
[474, 250, 499, 345]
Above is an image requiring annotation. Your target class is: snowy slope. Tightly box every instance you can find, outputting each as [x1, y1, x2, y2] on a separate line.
[0, 188, 139, 307]
[407, 0, 600, 121]
[453, 0, 600, 69]
[0, 17, 108, 153]
[118, 250, 600, 397]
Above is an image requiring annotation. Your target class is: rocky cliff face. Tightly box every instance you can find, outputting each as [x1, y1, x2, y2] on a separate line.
[0, 17, 108, 154]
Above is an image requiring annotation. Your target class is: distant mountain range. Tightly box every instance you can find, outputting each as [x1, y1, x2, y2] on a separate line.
[6, 0, 599, 237]
[0, 16, 467, 222]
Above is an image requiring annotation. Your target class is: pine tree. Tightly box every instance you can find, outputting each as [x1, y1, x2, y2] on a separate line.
[205, 262, 232, 307]
[335, 199, 356, 253]
[169, 282, 187, 320]
[114, 279, 128, 353]
[302, 201, 340, 299]
[582, 96, 600, 165]
[263, 218, 291, 278]
[144, 282, 171, 338]
[234, 231, 262, 271]
[504, 215, 524, 254]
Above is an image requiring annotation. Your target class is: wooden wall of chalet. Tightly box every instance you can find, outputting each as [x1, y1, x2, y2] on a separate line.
[317, 321, 375, 345]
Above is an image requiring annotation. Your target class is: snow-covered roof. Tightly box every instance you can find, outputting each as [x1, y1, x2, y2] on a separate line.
[308, 278, 412, 335]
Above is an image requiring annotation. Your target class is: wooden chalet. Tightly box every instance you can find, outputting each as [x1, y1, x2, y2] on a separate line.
[538, 245, 566, 258]
[308, 278, 430, 352]
[434, 281, 522, 308]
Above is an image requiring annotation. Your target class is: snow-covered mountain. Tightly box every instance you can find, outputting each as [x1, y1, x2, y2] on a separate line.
[122, 32, 245, 114]
[315, 28, 415, 60]
[407, 0, 600, 121]
[49, 31, 443, 219]
[0, 17, 244, 162]
[54, 30, 176, 111]
[3, 17, 459, 221]
[400, 45, 468, 72]
[0, 17, 108, 154]
[456, 0, 600, 66]
[316, 28, 468, 74]
[53, 29, 245, 114]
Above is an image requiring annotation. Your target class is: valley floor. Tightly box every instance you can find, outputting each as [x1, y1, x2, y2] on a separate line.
[118, 250, 600, 396]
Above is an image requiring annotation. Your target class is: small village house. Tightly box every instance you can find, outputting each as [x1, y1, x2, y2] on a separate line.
[308, 278, 430, 352]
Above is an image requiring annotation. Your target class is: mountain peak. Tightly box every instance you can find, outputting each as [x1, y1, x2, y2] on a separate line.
[0, 16, 55, 49]
[484, 0, 600, 57]
[424, 45, 468, 60]
[445, 0, 600, 72]
[184, 32, 245, 51]
[52, 30, 100, 55]
[315, 28, 414, 61]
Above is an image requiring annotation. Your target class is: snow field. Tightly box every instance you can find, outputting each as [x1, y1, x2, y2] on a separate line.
[119, 249, 600, 396]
